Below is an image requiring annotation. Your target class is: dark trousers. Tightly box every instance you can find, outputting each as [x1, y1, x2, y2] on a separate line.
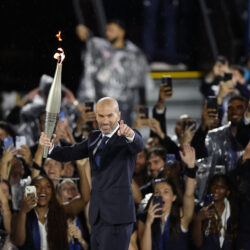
[91, 217, 133, 250]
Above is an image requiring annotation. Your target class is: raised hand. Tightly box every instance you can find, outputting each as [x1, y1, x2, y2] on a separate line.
[117, 120, 135, 138]
[180, 144, 196, 168]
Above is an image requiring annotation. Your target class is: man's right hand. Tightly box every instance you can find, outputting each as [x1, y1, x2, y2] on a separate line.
[39, 132, 55, 148]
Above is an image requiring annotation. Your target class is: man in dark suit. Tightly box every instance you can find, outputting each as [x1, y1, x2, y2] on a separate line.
[39, 97, 144, 250]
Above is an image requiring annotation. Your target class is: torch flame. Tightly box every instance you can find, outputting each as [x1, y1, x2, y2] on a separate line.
[56, 31, 62, 41]
[54, 47, 65, 64]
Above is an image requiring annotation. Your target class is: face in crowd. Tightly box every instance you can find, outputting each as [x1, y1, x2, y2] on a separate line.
[134, 150, 147, 175]
[175, 115, 191, 139]
[147, 153, 165, 178]
[58, 180, 79, 203]
[96, 98, 121, 135]
[208, 176, 230, 203]
[106, 22, 125, 44]
[154, 181, 177, 214]
[44, 158, 63, 181]
[34, 177, 53, 207]
[227, 98, 247, 126]
[63, 162, 75, 178]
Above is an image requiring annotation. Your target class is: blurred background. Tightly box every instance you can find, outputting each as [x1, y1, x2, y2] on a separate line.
[0, 0, 249, 135]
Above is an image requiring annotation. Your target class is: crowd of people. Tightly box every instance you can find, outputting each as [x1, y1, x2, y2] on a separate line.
[0, 53, 249, 249]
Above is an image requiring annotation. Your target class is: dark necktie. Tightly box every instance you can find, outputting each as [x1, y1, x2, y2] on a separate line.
[95, 136, 109, 167]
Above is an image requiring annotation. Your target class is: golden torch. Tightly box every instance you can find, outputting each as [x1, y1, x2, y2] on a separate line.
[43, 31, 65, 158]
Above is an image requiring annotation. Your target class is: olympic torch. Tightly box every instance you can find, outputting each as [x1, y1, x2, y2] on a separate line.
[43, 31, 65, 158]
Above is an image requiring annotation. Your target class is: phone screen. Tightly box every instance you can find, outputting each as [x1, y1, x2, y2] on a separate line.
[16, 136, 26, 150]
[85, 101, 94, 112]
[139, 107, 149, 119]
[207, 96, 217, 110]
[162, 76, 172, 89]
[152, 196, 163, 215]
[3, 137, 14, 150]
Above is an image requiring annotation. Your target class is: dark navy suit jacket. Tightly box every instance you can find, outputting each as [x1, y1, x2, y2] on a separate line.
[49, 129, 144, 225]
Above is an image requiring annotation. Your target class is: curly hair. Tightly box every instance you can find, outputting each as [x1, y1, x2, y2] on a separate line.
[202, 174, 239, 242]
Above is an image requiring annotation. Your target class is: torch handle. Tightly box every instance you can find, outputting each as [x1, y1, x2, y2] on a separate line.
[43, 112, 59, 158]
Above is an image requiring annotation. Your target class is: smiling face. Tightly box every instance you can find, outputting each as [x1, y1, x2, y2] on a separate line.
[59, 181, 79, 203]
[44, 158, 63, 181]
[154, 182, 176, 213]
[96, 98, 121, 135]
[209, 178, 229, 202]
[227, 99, 246, 126]
[148, 154, 165, 178]
[34, 177, 52, 207]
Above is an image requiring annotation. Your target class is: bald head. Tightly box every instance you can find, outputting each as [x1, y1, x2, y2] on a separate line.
[96, 97, 121, 135]
[96, 97, 119, 112]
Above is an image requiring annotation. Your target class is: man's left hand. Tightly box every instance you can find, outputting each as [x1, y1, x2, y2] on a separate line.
[117, 120, 135, 138]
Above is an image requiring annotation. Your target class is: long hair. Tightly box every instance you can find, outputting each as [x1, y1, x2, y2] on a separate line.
[150, 178, 183, 242]
[32, 175, 68, 250]
[203, 174, 239, 242]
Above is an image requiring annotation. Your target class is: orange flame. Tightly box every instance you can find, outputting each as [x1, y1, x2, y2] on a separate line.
[54, 47, 65, 64]
[56, 31, 62, 41]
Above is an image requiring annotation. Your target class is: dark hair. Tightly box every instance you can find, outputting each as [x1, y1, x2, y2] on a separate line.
[0, 180, 13, 211]
[150, 178, 182, 240]
[228, 95, 248, 107]
[32, 175, 68, 250]
[0, 121, 17, 139]
[216, 55, 228, 64]
[107, 19, 126, 31]
[230, 64, 244, 77]
[204, 174, 239, 242]
[147, 147, 167, 162]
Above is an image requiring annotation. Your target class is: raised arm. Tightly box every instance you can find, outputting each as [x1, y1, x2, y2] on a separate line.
[180, 144, 196, 229]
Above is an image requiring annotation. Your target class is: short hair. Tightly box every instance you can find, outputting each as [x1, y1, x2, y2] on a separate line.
[228, 95, 248, 107]
[107, 19, 126, 31]
[230, 64, 245, 77]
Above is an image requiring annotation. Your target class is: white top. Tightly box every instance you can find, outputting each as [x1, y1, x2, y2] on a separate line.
[35, 209, 49, 250]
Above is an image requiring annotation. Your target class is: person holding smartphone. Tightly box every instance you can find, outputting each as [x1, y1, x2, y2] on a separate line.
[138, 144, 196, 250]
[191, 174, 239, 250]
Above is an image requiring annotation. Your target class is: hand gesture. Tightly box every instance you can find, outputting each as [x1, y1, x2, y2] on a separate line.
[147, 118, 165, 139]
[17, 145, 33, 167]
[39, 132, 55, 148]
[217, 81, 237, 105]
[242, 141, 250, 163]
[146, 200, 162, 225]
[196, 204, 215, 221]
[1, 145, 16, 164]
[245, 100, 250, 119]
[117, 120, 135, 138]
[179, 124, 196, 146]
[180, 144, 196, 168]
[159, 83, 173, 101]
[20, 194, 37, 214]
[201, 101, 218, 131]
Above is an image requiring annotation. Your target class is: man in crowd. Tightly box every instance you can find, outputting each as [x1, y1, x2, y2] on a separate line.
[39, 97, 144, 250]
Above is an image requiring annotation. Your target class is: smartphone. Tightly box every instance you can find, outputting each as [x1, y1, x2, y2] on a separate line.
[166, 154, 175, 166]
[223, 72, 232, 82]
[183, 120, 196, 131]
[3, 137, 14, 151]
[207, 96, 218, 110]
[139, 107, 149, 119]
[25, 185, 37, 197]
[59, 111, 65, 119]
[203, 194, 214, 207]
[85, 101, 94, 112]
[162, 75, 172, 90]
[16, 136, 26, 150]
[152, 196, 163, 215]
[25, 185, 37, 207]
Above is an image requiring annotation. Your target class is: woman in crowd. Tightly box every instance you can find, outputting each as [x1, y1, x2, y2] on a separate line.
[138, 144, 196, 250]
[11, 174, 69, 250]
[191, 174, 239, 250]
